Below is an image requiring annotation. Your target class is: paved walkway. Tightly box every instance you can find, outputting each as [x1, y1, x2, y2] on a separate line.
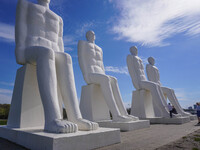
[98, 120, 200, 150]
[0, 120, 199, 150]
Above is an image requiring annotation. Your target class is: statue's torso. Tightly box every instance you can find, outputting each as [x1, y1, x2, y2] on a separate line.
[147, 64, 160, 84]
[133, 56, 147, 81]
[26, 3, 62, 52]
[84, 42, 105, 75]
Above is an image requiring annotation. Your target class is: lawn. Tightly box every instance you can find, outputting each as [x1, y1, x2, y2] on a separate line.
[0, 120, 7, 125]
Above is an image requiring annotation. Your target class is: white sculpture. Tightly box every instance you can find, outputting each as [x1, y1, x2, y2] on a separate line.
[11, 0, 98, 133]
[78, 31, 138, 122]
[127, 46, 175, 118]
[146, 57, 191, 117]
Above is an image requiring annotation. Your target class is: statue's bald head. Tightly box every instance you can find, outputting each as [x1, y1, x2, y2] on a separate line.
[38, 0, 50, 4]
[148, 57, 155, 65]
[86, 30, 95, 43]
[130, 46, 138, 56]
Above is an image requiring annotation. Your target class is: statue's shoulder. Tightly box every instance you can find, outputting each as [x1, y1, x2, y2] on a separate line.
[95, 44, 102, 51]
[78, 40, 87, 45]
[17, 0, 29, 10]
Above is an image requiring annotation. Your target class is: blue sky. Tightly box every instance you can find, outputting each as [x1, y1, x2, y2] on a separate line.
[0, 0, 200, 109]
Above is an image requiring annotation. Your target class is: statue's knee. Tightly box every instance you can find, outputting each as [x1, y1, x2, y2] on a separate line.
[111, 77, 117, 83]
[102, 76, 110, 84]
[39, 47, 55, 60]
[64, 53, 72, 64]
[58, 53, 72, 64]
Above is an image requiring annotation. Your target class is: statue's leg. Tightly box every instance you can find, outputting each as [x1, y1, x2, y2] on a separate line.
[25, 47, 77, 133]
[140, 81, 170, 117]
[89, 73, 132, 122]
[55, 52, 98, 130]
[109, 76, 138, 121]
[162, 87, 189, 116]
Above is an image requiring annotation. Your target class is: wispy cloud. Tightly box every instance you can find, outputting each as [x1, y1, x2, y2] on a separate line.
[0, 88, 12, 104]
[75, 22, 94, 36]
[174, 88, 188, 101]
[0, 22, 15, 43]
[105, 66, 129, 75]
[0, 82, 14, 87]
[109, 0, 200, 47]
[0, 88, 13, 94]
[140, 56, 148, 66]
[0, 94, 12, 104]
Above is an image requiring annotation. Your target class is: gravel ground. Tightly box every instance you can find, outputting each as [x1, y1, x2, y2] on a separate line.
[0, 120, 199, 150]
[156, 128, 200, 150]
[97, 120, 200, 150]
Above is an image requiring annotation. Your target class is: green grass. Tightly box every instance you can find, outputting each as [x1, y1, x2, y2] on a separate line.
[192, 148, 199, 150]
[194, 137, 200, 142]
[194, 134, 200, 137]
[0, 120, 7, 125]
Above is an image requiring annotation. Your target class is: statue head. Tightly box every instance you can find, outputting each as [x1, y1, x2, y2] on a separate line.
[38, 0, 50, 7]
[130, 46, 138, 56]
[148, 57, 155, 65]
[86, 30, 95, 43]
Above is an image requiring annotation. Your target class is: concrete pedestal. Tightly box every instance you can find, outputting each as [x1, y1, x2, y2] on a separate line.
[0, 126, 120, 150]
[144, 116, 190, 124]
[97, 120, 150, 131]
[131, 90, 157, 118]
[80, 84, 150, 131]
[7, 64, 63, 129]
[190, 115, 197, 120]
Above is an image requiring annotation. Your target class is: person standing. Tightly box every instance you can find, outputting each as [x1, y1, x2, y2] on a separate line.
[168, 103, 173, 118]
[196, 102, 200, 124]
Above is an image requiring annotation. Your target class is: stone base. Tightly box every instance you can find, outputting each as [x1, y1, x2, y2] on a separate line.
[0, 126, 121, 150]
[190, 115, 197, 120]
[97, 120, 150, 132]
[143, 116, 190, 124]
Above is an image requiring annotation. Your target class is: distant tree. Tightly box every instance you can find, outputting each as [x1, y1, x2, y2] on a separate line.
[0, 104, 10, 119]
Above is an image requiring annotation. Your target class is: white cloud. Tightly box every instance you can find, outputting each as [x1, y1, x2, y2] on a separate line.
[75, 22, 94, 36]
[0, 88, 12, 104]
[105, 66, 129, 75]
[0, 22, 15, 42]
[0, 82, 14, 86]
[109, 0, 200, 47]
[0, 94, 11, 104]
[174, 88, 188, 101]
[0, 88, 13, 94]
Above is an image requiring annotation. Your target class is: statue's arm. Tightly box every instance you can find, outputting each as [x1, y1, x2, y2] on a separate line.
[78, 40, 88, 74]
[127, 55, 139, 88]
[156, 69, 162, 86]
[100, 50, 105, 72]
[58, 17, 64, 52]
[15, 0, 28, 65]
[146, 64, 151, 81]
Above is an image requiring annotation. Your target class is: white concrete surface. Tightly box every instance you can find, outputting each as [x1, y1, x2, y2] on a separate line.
[7, 64, 45, 128]
[145, 116, 190, 124]
[97, 120, 150, 131]
[0, 126, 121, 150]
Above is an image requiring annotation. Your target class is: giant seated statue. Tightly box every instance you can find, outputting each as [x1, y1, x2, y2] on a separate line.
[78, 31, 138, 122]
[7, 0, 98, 133]
[127, 46, 178, 119]
[146, 57, 193, 118]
